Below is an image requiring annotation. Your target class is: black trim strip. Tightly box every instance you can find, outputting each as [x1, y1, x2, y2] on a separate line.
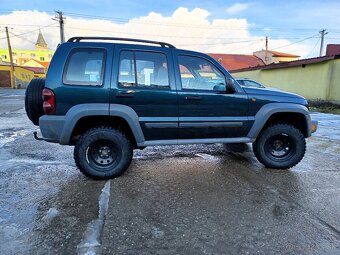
[179, 122, 243, 128]
[145, 122, 178, 128]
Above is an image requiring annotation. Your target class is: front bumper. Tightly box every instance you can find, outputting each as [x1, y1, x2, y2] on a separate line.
[311, 120, 318, 133]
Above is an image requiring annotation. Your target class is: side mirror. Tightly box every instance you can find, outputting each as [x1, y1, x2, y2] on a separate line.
[213, 84, 226, 92]
[226, 78, 237, 93]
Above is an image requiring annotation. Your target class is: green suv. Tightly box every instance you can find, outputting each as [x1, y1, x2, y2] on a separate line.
[25, 37, 317, 179]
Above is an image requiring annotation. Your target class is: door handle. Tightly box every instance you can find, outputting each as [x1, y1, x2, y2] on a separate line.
[184, 96, 202, 101]
[116, 92, 135, 98]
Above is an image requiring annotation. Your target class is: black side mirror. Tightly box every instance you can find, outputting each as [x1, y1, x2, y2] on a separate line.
[226, 78, 237, 93]
[213, 84, 226, 92]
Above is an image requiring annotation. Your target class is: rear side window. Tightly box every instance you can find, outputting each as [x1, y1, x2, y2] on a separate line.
[63, 49, 105, 86]
[118, 50, 170, 89]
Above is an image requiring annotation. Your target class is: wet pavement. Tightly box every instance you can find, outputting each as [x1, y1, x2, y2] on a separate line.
[0, 88, 339, 254]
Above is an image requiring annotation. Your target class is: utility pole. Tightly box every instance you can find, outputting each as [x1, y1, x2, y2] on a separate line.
[5, 26, 16, 89]
[265, 36, 269, 65]
[53, 11, 65, 43]
[319, 29, 328, 57]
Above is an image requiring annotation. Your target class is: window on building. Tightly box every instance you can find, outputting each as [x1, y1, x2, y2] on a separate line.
[1, 55, 7, 60]
[31, 53, 36, 57]
[48, 54, 52, 58]
[12, 52, 17, 56]
[63, 48, 105, 86]
[40, 57, 44, 61]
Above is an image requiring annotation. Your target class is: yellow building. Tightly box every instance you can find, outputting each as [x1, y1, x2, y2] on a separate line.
[0, 63, 35, 88]
[0, 30, 54, 66]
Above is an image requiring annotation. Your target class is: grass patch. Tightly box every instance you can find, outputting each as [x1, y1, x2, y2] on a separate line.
[309, 106, 340, 114]
[308, 100, 340, 114]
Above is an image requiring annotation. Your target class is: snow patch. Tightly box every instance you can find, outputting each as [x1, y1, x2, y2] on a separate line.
[195, 153, 217, 160]
[0, 129, 27, 148]
[151, 227, 164, 238]
[42, 208, 59, 222]
[77, 181, 111, 255]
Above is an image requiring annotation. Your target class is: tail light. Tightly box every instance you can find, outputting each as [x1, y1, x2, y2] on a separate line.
[42, 88, 56, 115]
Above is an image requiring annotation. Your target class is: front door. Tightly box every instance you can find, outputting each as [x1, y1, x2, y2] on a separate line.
[176, 54, 250, 139]
[111, 47, 178, 141]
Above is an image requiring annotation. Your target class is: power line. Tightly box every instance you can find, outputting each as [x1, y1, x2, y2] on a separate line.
[63, 25, 324, 42]
[8, 31, 55, 51]
[306, 37, 321, 58]
[0, 23, 57, 40]
[177, 39, 261, 47]
[64, 11, 340, 33]
[269, 35, 319, 51]
[1, 9, 340, 33]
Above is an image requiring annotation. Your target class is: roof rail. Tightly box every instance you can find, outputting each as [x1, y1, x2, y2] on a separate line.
[67, 37, 176, 48]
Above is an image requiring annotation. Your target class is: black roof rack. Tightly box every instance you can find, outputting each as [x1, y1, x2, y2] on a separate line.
[67, 37, 176, 48]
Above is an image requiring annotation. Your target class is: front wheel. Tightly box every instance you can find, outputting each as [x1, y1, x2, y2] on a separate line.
[74, 127, 133, 179]
[253, 124, 306, 169]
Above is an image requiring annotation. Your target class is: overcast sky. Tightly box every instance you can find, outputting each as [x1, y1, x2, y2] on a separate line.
[1, 0, 339, 57]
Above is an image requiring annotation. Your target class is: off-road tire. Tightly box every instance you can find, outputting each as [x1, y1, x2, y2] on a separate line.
[253, 124, 306, 169]
[25, 78, 45, 126]
[74, 127, 133, 180]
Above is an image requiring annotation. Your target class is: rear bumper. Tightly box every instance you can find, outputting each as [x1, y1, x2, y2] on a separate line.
[39, 115, 66, 143]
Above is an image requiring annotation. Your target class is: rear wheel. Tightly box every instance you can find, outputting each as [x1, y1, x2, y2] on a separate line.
[253, 124, 306, 169]
[74, 127, 133, 179]
[25, 78, 45, 125]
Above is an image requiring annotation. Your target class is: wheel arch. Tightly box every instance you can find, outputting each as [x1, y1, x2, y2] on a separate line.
[59, 103, 145, 146]
[247, 103, 311, 139]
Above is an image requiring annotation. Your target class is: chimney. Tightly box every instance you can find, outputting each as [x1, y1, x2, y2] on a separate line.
[326, 44, 340, 56]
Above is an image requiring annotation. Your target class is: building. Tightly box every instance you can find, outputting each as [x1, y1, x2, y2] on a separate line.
[231, 46, 340, 103]
[208, 50, 299, 72]
[208, 53, 265, 71]
[0, 62, 36, 88]
[253, 50, 300, 64]
[0, 30, 54, 66]
[326, 44, 340, 56]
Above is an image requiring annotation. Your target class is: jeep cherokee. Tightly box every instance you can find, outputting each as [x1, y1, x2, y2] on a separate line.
[25, 37, 318, 179]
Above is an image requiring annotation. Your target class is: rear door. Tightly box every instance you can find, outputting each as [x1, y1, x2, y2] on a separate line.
[175, 53, 250, 139]
[111, 45, 178, 141]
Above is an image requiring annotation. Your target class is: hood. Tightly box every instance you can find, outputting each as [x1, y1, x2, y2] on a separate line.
[243, 86, 308, 105]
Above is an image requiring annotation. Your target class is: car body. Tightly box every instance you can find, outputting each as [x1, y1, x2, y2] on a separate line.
[25, 37, 318, 179]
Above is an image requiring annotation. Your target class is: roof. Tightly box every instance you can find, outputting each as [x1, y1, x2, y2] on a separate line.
[35, 60, 50, 68]
[208, 53, 265, 71]
[21, 66, 45, 74]
[230, 54, 340, 72]
[268, 50, 300, 58]
[36, 30, 47, 47]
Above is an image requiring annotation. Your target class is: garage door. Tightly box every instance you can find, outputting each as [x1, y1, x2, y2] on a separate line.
[0, 70, 11, 87]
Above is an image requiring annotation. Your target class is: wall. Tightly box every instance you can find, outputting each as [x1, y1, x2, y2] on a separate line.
[232, 58, 340, 103]
[0, 65, 35, 88]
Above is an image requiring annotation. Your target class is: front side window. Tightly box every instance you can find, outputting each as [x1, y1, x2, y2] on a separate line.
[64, 49, 105, 86]
[118, 50, 169, 89]
[178, 55, 226, 91]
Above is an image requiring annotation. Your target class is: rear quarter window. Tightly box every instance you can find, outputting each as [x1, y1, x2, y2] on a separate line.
[63, 49, 106, 86]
